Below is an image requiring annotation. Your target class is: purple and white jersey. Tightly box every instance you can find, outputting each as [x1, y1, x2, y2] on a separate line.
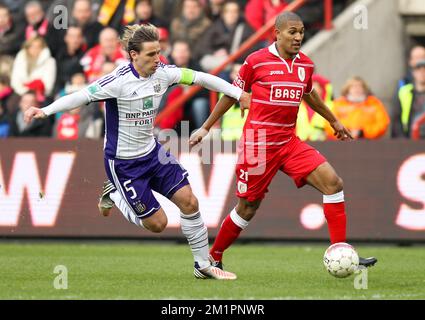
[83, 63, 183, 159]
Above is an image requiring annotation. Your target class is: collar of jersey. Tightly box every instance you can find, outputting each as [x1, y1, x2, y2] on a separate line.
[268, 42, 300, 73]
[129, 63, 150, 80]
[268, 42, 300, 60]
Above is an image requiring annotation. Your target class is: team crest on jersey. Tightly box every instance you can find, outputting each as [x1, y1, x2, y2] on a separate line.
[298, 67, 305, 82]
[133, 200, 146, 214]
[237, 181, 247, 194]
[153, 80, 161, 93]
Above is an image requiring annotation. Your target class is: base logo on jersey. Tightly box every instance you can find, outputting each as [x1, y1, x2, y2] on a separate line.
[237, 181, 247, 194]
[298, 67, 305, 82]
[270, 84, 304, 103]
[133, 200, 146, 214]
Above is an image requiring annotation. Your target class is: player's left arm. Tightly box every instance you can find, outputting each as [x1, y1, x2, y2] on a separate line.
[303, 89, 353, 140]
[171, 67, 250, 111]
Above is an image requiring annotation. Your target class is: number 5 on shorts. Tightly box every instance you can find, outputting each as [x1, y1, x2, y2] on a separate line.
[123, 179, 137, 199]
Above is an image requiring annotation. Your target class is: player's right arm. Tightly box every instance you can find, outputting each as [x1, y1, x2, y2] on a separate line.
[24, 90, 89, 123]
[25, 73, 119, 124]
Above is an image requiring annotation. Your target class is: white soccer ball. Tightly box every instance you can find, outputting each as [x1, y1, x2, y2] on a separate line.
[323, 242, 359, 278]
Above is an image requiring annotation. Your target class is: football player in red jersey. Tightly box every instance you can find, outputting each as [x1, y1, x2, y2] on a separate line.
[190, 12, 377, 270]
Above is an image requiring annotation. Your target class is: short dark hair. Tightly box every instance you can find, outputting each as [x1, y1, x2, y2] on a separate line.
[275, 11, 303, 30]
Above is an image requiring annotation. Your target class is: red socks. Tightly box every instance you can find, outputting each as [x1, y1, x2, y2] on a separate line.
[210, 210, 248, 262]
[323, 191, 347, 244]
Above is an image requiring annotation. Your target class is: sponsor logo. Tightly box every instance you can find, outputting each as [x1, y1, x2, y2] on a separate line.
[270, 70, 284, 75]
[143, 97, 153, 110]
[298, 67, 305, 82]
[270, 84, 304, 103]
[233, 76, 245, 90]
[87, 83, 101, 94]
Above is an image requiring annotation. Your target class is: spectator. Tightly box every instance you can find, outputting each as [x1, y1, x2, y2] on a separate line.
[325, 76, 390, 140]
[0, 100, 9, 137]
[11, 36, 57, 100]
[80, 27, 127, 82]
[199, 0, 256, 73]
[24, 0, 63, 57]
[220, 63, 247, 140]
[24, 1, 49, 39]
[392, 59, 425, 138]
[71, 0, 104, 49]
[97, 0, 136, 31]
[8, 91, 52, 137]
[170, 0, 211, 60]
[0, 55, 14, 77]
[1, 0, 27, 23]
[54, 25, 87, 93]
[205, 0, 225, 21]
[0, 73, 20, 115]
[133, 0, 167, 28]
[0, 74, 20, 137]
[297, 74, 333, 141]
[0, 4, 25, 57]
[169, 39, 210, 131]
[245, 0, 288, 42]
[151, 0, 183, 27]
[158, 27, 171, 64]
[398, 45, 425, 89]
[46, 0, 103, 24]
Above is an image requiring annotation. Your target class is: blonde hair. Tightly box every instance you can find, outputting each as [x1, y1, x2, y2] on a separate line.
[23, 36, 47, 74]
[121, 24, 159, 60]
[340, 76, 372, 97]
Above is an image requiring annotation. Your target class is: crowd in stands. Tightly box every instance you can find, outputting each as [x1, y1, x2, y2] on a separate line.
[0, 0, 424, 140]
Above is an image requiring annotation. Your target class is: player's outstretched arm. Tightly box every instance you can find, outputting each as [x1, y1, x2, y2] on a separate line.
[303, 89, 353, 141]
[24, 90, 90, 124]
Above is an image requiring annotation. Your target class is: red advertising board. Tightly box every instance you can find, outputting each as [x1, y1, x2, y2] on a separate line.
[0, 139, 424, 240]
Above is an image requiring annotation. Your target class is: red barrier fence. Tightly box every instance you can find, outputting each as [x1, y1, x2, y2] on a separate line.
[0, 138, 425, 240]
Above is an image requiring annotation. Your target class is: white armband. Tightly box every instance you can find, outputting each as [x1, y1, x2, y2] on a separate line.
[41, 90, 90, 116]
[193, 71, 243, 101]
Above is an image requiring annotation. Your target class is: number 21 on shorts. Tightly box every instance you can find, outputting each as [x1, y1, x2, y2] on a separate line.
[238, 169, 248, 194]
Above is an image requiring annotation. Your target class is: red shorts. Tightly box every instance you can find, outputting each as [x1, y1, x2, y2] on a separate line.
[235, 135, 327, 202]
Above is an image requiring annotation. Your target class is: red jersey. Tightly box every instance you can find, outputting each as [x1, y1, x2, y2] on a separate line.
[233, 43, 315, 147]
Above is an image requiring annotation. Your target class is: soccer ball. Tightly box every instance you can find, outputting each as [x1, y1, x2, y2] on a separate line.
[323, 242, 359, 278]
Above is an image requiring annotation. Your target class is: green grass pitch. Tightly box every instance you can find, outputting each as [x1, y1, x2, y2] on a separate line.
[0, 242, 424, 300]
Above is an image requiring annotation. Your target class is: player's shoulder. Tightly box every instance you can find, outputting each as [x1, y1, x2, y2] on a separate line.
[245, 47, 271, 66]
[297, 51, 315, 66]
[96, 63, 132, 85]
[155, 62, 179, 76]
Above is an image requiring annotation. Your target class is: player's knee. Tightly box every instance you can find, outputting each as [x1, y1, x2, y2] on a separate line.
[237, 201, 260, 221]
[147, 218, 167, 233]
[326, 176, 343, 194]
[179, 194, 199, 213]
